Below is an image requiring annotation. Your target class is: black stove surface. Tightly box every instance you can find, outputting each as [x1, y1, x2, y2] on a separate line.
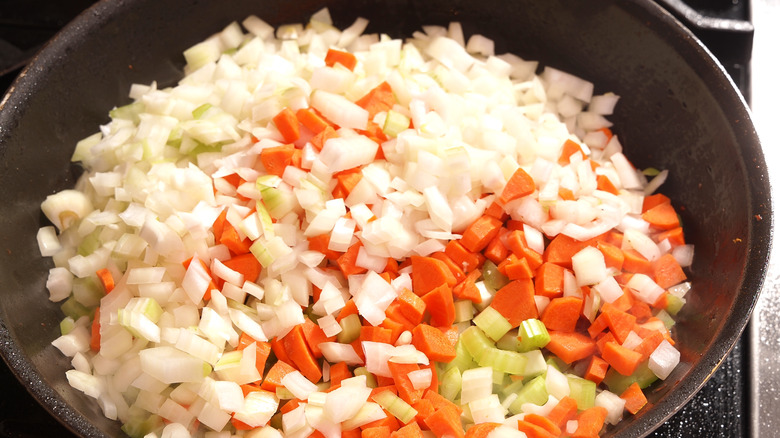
[0, 1, 754, 437]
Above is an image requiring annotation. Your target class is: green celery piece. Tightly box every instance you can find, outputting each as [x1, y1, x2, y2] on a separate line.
[473, 306, 513, 342]
[460, 326, 496, 363]
[501, 378, 525, 399]
[59, 316, 77, 336]
[478, 347, 527, 376]
[445, 339, 478, 373]
[482, 260, 510, 291]
[372, 390, 418, 424]
[665, 294, 686, 316]
[508, 374, 548, 414]
[603, 361, 658, 395]
[192, 103, 213, 120]
[496, 330, 521, 351]
[382, 110, 411, 137]
[72, 277, 103, 308]
[642, 167, 661, 176]
[353, 367, 377, 388]
[60, 296, 94, 321]
[567, 374, 596, 409]
[110, 101, 145, 124]
[337, 313, 362, 344]
[545, 356, 569, 373]
[77, 230, 102, 257]
[517, 318, 551, 352]
[655, 309, 676, 330]
[438, 366, 462, 401]
[275, 386, 295, 400]
[120, 414, 162, 438]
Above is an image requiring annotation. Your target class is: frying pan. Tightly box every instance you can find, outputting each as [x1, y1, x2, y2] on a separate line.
[0, 0, 771, 436]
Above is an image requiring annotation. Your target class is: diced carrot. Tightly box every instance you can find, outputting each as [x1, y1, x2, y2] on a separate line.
[308, 233, 342, 261]
[595, 331, 617, 356]
[620, 382, 648, 414]
[540, 296, 583, 332]
[388, 361, 424, 405]
[90, 307, 101, 352]
[571, 406, 608, 438]
[96, 268, 114, 294]
[627, 300, 653, 322]
[360, 326, 394, 345]
[355, 81, 396, 119]
[596, 174, 619, 195]
[543, 234, 597, 269]
[653, 253, 687, 289]
[411, 324, 457, 363]
[219, 222, 252, 255]
[390, 422, 424, 438]
[633, 330, 665, 361]
[498, 168, 536, 205]
[602, 341, 643, 376]
[504, 256, 534, 280]
[338, 243, 368, 277]
[452, 269, 482, 304]
[260, 143, 296, 177]
[464, 423, 501, 438]
[411, 255, 457, 295]
[430, 252, 466, 284]
[558, 139, 584, 165]
[621, 249, 655, 276]
[362, 426, 392, 438]
[325, 48, 358, 71]
[655, 226, 686, 247]
[522, 413, 562, 437]
[369, 385, 398, 398]
[597, 240, 624, 271]
[642, 193, 671, 212]
[421, 284, 456, 327]
[423, 389, 463, 415]
[296, 107, 330, 134]
[283, 324, 322, 383]
[558, 187, 575, 201]
[236, 336, 272, 378]
[301, 317, 335, 359]
[516, 421, 557, 438]
[337, 299, 360, 323]
[270, 336, 293, 367]
[222, 253, 262, 283]
[600, 304, 637, 344]
[311, 125, 339, 151]
[642, 201, 680, 230]
[460, 215, 504, 253]
[212, 208, 228, 242]
[397, 288, 427, 325]
[329, 361, 352, 387]
[272, 107, 301, 143]
[535, 262, 565, 298]
[381, 314, 411, 344]
[504, 230, 543, 269]
[343, 429, 363, 438]
[334, 167, 364, 199]
[584, 355, 610, 385]
[362, 413, 400, 432]
[483, 231, 510, 264]
[490, 279, 538, 327]
[412, 399, 435, 429]
[546, 396, 579, 429]
[260, 360, 297, 392]
[423, 405, 464, 438]
[545, 330, 597, 364]
[484, 201, 509, 221]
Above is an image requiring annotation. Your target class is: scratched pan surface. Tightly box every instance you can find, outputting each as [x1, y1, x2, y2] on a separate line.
[0, 0, 771, 436]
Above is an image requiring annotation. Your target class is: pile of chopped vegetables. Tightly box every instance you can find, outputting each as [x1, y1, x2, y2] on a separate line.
[38, 8, 693, 438]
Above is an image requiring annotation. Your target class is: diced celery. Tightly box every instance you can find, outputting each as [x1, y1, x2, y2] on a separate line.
[439, 366, 462, 401]
[642, 167, 661, 176]
[501, 377, 525, 399]
[482, 260, 509, 291]
[109, 101, 145, 124]
[567, 374, 596, 409]
[120, 413, 163, 438]
[353, 367, 377, 388]
[72, 277, 103, 308]
[478, 347, 527, 376]
[496, 330, 521, 351]
[255, 200, 275, 238]
[473, 306, 513, 341]
[382, 110, 411, 137]
[508, 375, 548, 414]
[275, 386, 295, 400]
[60, 296, 93, 321]
[59, 316, 77, 336]
[460, 326, 496, 363]
[77, 230, 102, 256]
[372, 390, 418, 424]
[337, 313, 362, 344]
[655, 309, 676, 330]
[454, 300, 475, 323]
[446, 339, 478, 373]
[517, 318, 551, 352]
[665, 294, 686, 316]
[546, 356, 569, 373]
[603, 361, 658, 395]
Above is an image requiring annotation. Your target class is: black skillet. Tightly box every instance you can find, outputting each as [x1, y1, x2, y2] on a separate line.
[0, 0, 771, 436]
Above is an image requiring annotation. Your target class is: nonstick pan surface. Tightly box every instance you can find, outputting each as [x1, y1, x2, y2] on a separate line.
[0, 0, 771, 436]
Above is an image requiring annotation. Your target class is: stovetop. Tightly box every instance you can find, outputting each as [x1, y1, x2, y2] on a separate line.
[0, 1, 768, 437]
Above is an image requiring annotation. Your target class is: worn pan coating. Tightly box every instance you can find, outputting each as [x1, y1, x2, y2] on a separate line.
[0, 0, 771, 436]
